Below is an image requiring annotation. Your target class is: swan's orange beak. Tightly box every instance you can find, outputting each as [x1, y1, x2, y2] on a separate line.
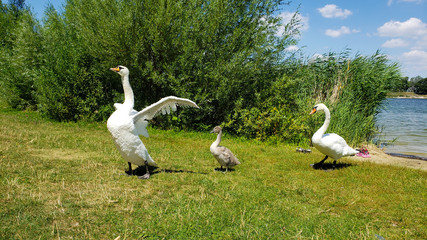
[110, 67, 120, 72]
[309, 108, 317, 115]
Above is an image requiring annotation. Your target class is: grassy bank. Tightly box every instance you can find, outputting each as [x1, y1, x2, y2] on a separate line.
[1, 108, 426, 239]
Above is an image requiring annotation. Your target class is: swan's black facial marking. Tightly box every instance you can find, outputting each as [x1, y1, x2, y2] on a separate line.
[118, 66, 124, 70]
[310, 106, 318, 115]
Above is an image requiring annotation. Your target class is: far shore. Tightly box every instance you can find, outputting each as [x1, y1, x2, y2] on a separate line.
[386, 92, 427, 99]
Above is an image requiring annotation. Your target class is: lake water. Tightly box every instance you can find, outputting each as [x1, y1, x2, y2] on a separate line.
[376, 98, 427, 158]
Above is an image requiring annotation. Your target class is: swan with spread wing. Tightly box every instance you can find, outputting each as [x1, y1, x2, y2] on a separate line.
[107, 66, 199, 179]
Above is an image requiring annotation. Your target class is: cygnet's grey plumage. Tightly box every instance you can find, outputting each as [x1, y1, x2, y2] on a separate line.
[210, 126, 240, 171]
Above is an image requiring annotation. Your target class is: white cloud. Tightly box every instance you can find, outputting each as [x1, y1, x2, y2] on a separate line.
[401, 50, 427, 74]
[415, 35, 427, 49]
[317, 4, 352, 19]
[286, 45, 299, 51]
[378, 18, 427, 53]
[381, 38, 409, 48]
[402, 50, 427, 62]
[277, 11, 309, 37]
[308, 53, 327, 64]
[325, 26, 360, 37]
[378, 18, 427, 38]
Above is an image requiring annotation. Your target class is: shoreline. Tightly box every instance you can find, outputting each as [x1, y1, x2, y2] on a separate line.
[385, 152, 427, 161]
[388, 96, 427, 99]
[351, 144, 427, 171]
[386, 92, 427, 99]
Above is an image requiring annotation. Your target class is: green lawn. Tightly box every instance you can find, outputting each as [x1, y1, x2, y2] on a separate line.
[0, 107, 425, 239]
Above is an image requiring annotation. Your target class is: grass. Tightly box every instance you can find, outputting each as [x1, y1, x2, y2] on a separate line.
[0, 106, 426, 239]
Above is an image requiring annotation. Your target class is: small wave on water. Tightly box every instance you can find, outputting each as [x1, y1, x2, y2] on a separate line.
[376, 98, 427, 158]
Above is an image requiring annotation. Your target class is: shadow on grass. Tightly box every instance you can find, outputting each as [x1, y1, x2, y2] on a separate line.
[310, 162, 354, 171]
[214, 167, 236, 172]
[130, 165, 208, 177]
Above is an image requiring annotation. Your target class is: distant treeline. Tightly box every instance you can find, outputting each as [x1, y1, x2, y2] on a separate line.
[0, 0, 402, 145]
[389, 76, 427, 94]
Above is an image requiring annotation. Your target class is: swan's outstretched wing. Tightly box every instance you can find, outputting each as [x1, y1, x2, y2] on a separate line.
[131, 96, 199, 136]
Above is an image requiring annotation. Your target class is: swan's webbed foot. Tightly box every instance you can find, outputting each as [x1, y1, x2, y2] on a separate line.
[137, 160, 151, 180]
[138, 172, 150, 179]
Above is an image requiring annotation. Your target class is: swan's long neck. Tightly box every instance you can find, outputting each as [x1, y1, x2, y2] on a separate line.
[211, 130, 222, 150]
[314, 108, 331, 139]
[122, 74, 134, 108]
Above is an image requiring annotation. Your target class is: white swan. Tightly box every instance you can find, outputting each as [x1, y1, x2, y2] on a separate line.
[309, 103, 358, 169]
[210, 126, 240, 172]
[107, 66, 199, 179]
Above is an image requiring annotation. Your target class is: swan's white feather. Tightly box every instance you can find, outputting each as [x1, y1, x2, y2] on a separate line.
[130, 109, 150, 138]
[313, 133, 358, 160]
[132, 96, 199, 123]
[311, 104, 358, 161]
[107, 66, 198, 169]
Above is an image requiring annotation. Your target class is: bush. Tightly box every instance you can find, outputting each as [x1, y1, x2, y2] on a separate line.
[0, 1, 402, 145]
[225, 51, 401, 145]
[414, 78, 427, 94]
[0, 5, 40, 110]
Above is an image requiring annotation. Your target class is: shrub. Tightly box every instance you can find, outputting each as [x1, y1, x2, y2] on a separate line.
[414, 78, 427, 94]
[0, 1, 402, 145]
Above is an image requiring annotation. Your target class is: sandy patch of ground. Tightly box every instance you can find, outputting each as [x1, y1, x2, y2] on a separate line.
[386, 92, 427, 99]
[351, 144, 427, 172]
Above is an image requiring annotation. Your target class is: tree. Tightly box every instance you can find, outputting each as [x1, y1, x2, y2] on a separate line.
[33, 0, 300, 122]
[414, 77, 427, 94]
[0, 0, 39, 109]
[387, 76, 409, 92]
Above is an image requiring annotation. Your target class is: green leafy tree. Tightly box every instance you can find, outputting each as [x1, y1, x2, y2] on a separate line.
[414, 77, 427, 94]
[1, 0, 403, 145]
[34, 0, 299, 123]
[0, 0, 41, 109]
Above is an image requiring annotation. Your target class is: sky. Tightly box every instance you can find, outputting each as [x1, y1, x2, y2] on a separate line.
[24, 0, 427, 78]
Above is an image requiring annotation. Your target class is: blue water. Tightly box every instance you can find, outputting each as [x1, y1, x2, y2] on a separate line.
[376, 98, 427, 157]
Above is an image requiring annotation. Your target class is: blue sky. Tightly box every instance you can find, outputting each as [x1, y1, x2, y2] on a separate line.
[280, 0, 427, 78]
[25, 0, 427, 78]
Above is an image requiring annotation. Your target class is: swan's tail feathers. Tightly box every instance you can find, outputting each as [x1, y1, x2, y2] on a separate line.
[347, 147, 359, 156]
[230, 155, 241, 166]
[144, 150, 158, 167]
